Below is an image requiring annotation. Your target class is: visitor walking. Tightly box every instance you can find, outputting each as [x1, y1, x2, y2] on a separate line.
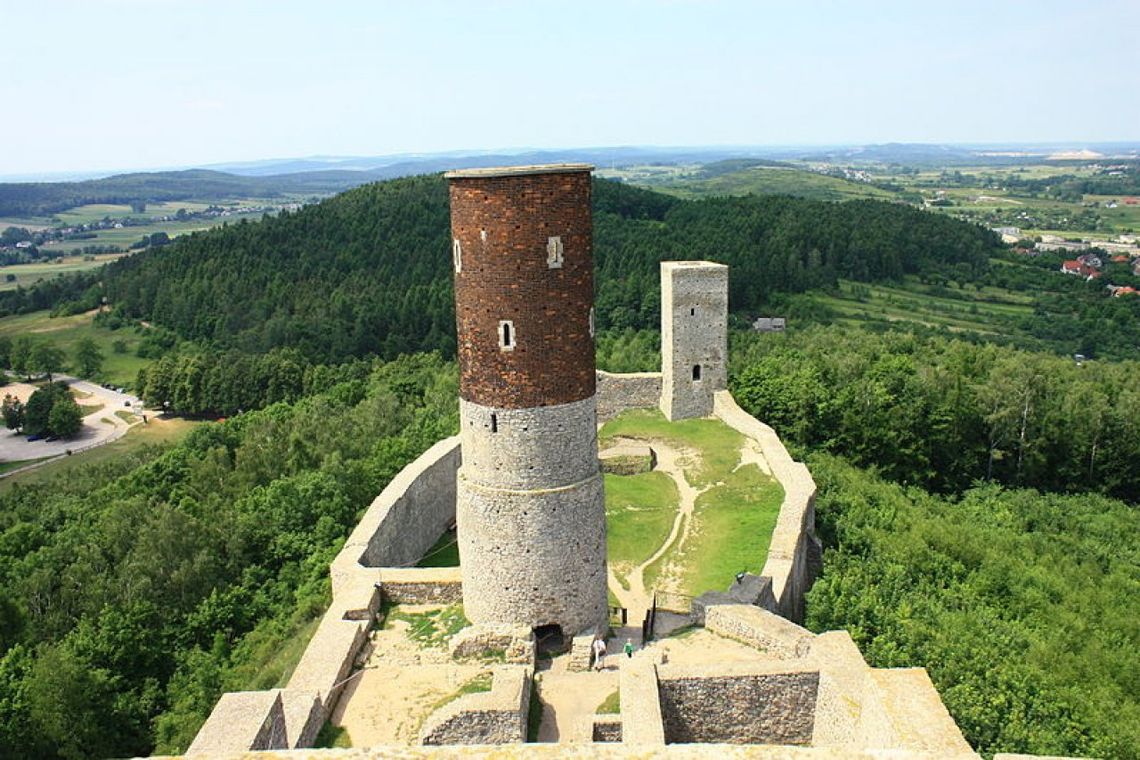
[592, 636, 607, 671]
[624, 638, 635, 658]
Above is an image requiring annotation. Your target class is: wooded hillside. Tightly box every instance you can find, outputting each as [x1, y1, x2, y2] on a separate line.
[84, 176, 999, 362]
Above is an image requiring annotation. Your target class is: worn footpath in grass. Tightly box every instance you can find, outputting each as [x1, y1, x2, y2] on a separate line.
[605, 471, 679, 588]
[600, 408, 743, 487]
[602, 408, 784, 597]
[0, 309, 151, 387]
[682, 464, 783, 596]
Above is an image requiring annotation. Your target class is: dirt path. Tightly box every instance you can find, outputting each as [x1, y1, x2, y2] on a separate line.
[330, 614, 485, 746]
[534, 656, 619, 743]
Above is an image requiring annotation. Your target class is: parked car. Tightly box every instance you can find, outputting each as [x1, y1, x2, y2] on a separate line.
[25, 434, 43, 442]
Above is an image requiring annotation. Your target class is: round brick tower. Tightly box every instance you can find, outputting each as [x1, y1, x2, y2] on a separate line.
[446, 164, 607, 637]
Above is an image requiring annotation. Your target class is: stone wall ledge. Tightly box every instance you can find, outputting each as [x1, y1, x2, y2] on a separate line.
[713, 390, 818, 620]
[705, 604, 815, 660]
[330, 436, 461, 596]
[419, 665, 531, 745]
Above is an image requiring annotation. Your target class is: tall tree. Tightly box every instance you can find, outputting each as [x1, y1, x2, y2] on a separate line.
[74, 338, 104, 378]
[30, 342, 66, 382]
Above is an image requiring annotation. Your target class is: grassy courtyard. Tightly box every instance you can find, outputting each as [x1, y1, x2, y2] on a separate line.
[600, 408, 784, 598]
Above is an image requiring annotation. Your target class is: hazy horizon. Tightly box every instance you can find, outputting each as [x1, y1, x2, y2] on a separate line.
[2, 0, 1138, 177]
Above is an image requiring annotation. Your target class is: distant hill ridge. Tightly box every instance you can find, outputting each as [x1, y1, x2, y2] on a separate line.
[65, 175, 999, 364]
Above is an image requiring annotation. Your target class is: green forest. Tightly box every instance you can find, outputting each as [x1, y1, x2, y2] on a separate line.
[1, 176, 1000, 365]
[0, 172, 1136, 758]
[804, 455, 1139, 760]
[0, 354, 457, 758]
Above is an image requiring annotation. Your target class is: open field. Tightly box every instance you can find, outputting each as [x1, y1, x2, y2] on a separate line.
[801, 277, 1039, 337]
[0, 252, 127, 290]
[39, 212, 269, 254]
[0, 415, 203, 492]
[603, 163, 895, 202]
[0, 309, 152, 387]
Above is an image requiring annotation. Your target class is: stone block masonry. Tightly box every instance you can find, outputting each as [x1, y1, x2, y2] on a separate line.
[420, 666, 532, 745]
[660, 261, 728, 420]
[658, 665, 820, 745]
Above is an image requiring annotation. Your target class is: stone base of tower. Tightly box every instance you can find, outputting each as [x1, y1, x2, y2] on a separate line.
[456, 472, 608, 636]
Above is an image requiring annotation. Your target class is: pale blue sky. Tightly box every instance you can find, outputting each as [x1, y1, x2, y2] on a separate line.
[2, 0, 1137, 176]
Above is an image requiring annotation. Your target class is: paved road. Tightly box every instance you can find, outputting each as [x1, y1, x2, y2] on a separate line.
[0, 374, 144, 465]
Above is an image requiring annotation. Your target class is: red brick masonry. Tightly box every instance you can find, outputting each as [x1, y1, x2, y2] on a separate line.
[448, 166, 596, 409]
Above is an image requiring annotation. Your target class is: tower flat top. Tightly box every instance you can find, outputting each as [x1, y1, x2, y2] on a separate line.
[661, 260, 729, 270]
[444, 163, 594, 179]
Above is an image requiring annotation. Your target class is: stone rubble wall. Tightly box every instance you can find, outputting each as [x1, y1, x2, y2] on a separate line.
[449, 623, 535, 664]
[592, 716, 623, 743]
[705, 604, 814, 659]
[160, 744, 982, 759]
[713, 390, 820, 621]
[419, 666, 532, 745]
[657, 665, 820, 745]
[596, 370, 662, 423]
[378, 567, 464, 604]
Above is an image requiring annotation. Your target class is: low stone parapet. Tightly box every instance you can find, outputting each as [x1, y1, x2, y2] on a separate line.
[705, 604, 814, 659]
[449, 623, 534, 664]
[713, 390, 819, 621]
[379, 566, 463, 604]
[186, 690, 286, 754]
[285, 611, 370, 708]
[330, 436, 461, 596]
[620, 654, 665, 745]
[420, 666, 531, 745]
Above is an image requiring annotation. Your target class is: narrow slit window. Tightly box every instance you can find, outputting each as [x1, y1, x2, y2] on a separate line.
[499, 320, 515, 351]
[546, 236, 564, 268]
[692, 364, 702, 381]
[690, 307, 696, 316]
[452, 238, 462, 272]
[490, 413, 498, 433]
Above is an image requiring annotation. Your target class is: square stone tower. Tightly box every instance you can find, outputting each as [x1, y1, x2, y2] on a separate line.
[660, 261, 728, 420]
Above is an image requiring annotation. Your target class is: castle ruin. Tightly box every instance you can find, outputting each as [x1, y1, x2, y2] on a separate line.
[179, 164, 1058, 760]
